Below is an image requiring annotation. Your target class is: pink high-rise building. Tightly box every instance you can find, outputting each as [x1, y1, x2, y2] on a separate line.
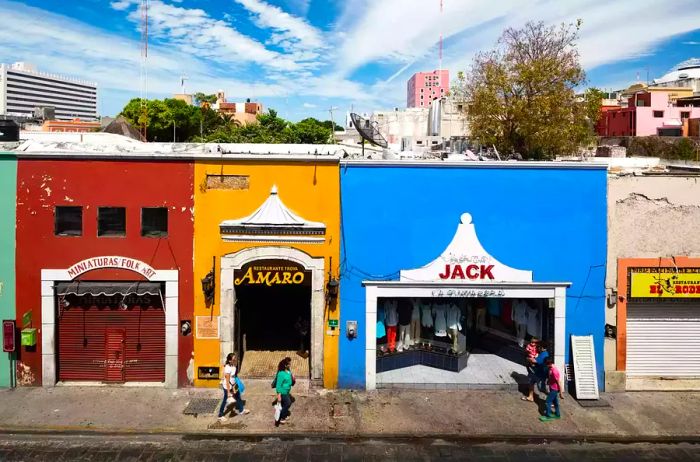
[407, 70, 450, 108]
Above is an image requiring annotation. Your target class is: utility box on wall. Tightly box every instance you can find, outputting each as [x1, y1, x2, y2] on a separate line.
[20, 328, 37, 347]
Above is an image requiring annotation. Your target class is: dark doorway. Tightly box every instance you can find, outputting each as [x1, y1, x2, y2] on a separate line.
[233, 259, 313, 378]
[235, 282, 311, 351]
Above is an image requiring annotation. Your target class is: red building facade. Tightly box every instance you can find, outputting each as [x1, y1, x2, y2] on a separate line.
[15, 157, 194, 387]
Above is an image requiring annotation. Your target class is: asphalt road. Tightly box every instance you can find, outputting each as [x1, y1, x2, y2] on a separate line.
[0, 434, 699, 461]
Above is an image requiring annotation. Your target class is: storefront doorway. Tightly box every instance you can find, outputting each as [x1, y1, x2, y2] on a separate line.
[40, 256, 179, 388]
[363, 213, 569, 390]
[233, 259, 312, 378]
[220, 247, 326, 382]
[374, 295, 555, 388]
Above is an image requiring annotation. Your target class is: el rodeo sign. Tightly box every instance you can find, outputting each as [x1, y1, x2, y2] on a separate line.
[630, 267, 700, 299]
[234, 259, 309, 286]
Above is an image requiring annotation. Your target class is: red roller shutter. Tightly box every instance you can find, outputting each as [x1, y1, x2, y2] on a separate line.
[58, 305, 165, 383]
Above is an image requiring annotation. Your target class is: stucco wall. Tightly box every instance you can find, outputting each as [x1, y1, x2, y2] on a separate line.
[0, 154, 17, 388]
[339, 163, 608, 389]
[192, 160, 341, 388]
[15, 159, 194, 386]
[605, 175, 700, 374]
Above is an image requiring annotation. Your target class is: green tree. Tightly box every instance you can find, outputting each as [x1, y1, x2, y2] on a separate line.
[294, 118, 333, 144]
[120, 98, 225, 142]
[457, 20, 597, 159]
[193, 92, 218, 106]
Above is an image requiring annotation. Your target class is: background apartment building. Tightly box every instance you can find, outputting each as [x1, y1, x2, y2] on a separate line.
[407, 69, 449, 108]
[0, 62, 97, 121]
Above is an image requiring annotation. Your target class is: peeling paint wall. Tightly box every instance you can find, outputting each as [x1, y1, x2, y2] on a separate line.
[605, 175, 700, 373]
[15, 159, 194, 386]
[0, 154, 17, 388]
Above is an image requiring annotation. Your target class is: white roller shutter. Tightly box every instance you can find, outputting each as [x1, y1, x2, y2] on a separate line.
[627, 303, 700, 377]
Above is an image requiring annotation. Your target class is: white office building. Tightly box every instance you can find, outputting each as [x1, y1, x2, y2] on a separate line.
[0, 62, 98, 121]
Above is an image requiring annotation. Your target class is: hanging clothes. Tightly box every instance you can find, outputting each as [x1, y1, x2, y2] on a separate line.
[410, 299, 421, 344]
[376, 304, 386, 339]
[487, 298, 501, 317]
[397, 299, 412, 326]
[511, 299, 529, 325]
[526, 304, 541, 338]
[432, 303, 448, 337]
[446, 303, 462, 331]
[500, 299, 513, 327]
[420, 302, 434, 328]
[384, 300, 399, 327]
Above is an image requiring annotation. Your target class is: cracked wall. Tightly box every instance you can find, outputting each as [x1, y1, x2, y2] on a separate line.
[605, 175, 700, 373]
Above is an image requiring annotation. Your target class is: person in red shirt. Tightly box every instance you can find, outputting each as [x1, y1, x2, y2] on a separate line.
[539, 357, 564, 422]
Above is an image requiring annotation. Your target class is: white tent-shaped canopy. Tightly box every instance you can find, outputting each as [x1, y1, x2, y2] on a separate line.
[219, 185, 326, 243]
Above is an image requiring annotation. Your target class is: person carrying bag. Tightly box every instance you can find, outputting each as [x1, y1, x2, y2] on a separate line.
[273, 357, 294, 427]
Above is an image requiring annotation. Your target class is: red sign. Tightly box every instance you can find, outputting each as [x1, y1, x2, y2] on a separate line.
[439, 264, 495, 280]
[2, 320, 15, 353]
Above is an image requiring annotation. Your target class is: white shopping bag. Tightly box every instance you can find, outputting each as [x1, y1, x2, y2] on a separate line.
[226, 396, 236, 406]
[274, 402, 282, 421]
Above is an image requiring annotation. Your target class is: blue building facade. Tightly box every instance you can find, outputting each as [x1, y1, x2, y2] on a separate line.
[338, 162, 608, 390]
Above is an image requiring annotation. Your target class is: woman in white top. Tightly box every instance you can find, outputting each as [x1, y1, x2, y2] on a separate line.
[218, 353, 250, 421]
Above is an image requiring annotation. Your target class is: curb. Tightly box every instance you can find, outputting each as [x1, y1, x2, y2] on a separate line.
[1, 427, 700, 445]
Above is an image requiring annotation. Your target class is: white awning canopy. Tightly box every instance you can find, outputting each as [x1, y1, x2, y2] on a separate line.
[220, 185, 326, 242]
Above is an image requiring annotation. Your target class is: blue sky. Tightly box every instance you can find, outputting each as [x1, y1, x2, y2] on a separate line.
[2, 0, 700, 121]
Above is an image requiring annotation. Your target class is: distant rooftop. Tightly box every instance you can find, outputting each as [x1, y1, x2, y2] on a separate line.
[1, 62, 97, 87]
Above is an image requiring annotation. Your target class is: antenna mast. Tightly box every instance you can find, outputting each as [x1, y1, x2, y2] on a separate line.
[140, 0, 149, 141]
[438, 0, 443, 73]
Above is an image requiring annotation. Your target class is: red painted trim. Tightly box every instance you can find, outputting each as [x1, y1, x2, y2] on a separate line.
[616, 256, 700, 371]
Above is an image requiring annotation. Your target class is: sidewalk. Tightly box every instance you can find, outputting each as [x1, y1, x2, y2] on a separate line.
[1, 381, 699, 441]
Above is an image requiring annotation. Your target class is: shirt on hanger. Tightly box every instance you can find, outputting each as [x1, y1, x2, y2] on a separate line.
[376, 305, 386, 338]
[397, 298, 412, 326]
[432, 304, 448, 337]
[446, 304, 462, 330]
[411, 300, 421, 321]
[511, 300, 528, 325]
[384, 300, 399, 327]
[421, 302, 434, 327]
[526, 305, 541, 337]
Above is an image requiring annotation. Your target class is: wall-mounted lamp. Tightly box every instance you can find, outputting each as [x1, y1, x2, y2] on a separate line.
[326, 278, 339, 298]
[201, 257, 216, 307]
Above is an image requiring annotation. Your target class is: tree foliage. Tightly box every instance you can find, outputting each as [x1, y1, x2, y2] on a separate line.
[120, 98, 225, 142]
[120, 100, 338, 144]
[456, 20, 600, 159]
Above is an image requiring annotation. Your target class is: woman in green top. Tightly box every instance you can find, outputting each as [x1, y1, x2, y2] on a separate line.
[275, 357, 294, 426]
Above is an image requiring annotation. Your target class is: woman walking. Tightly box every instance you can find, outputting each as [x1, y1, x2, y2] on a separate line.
[274, 357, 294, 427]
[218, 353, 250, 422]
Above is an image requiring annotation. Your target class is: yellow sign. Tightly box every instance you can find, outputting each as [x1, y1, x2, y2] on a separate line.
[234, 259, 308, 286]
[630, 268, 700, 298]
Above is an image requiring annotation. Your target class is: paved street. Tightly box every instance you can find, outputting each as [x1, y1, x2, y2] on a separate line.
[0, 434, 699, 461]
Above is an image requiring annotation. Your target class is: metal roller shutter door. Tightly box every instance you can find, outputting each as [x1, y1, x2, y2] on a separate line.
[627, 303, 700, 377]
[57, 306, 165, 382]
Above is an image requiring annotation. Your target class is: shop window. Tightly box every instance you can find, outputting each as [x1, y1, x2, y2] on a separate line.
[55, 206, 82, 236]
[681, 111, 690, 119]
[141, 207, 168, 237]
[653, 110, 663, 118]
[98, 207, 126, 237]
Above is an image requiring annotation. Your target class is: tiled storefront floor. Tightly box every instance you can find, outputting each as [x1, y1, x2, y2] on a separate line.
[376, 352, 528, 389]
[239, 350, 310, 379]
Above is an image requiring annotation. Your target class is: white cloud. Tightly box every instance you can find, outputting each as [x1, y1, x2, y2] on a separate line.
[109, 0, 134, 11]
[115, 0, 306, 71]
[302, 102, 317, 108]
[337, 0, 700, 85]
[233, 0, 326, 63]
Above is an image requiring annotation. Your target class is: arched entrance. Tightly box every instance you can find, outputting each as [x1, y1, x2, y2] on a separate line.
[220, 247, 325, 381]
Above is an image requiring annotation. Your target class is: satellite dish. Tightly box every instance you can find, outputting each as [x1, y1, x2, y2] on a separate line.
[350, 113, 388, 149]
